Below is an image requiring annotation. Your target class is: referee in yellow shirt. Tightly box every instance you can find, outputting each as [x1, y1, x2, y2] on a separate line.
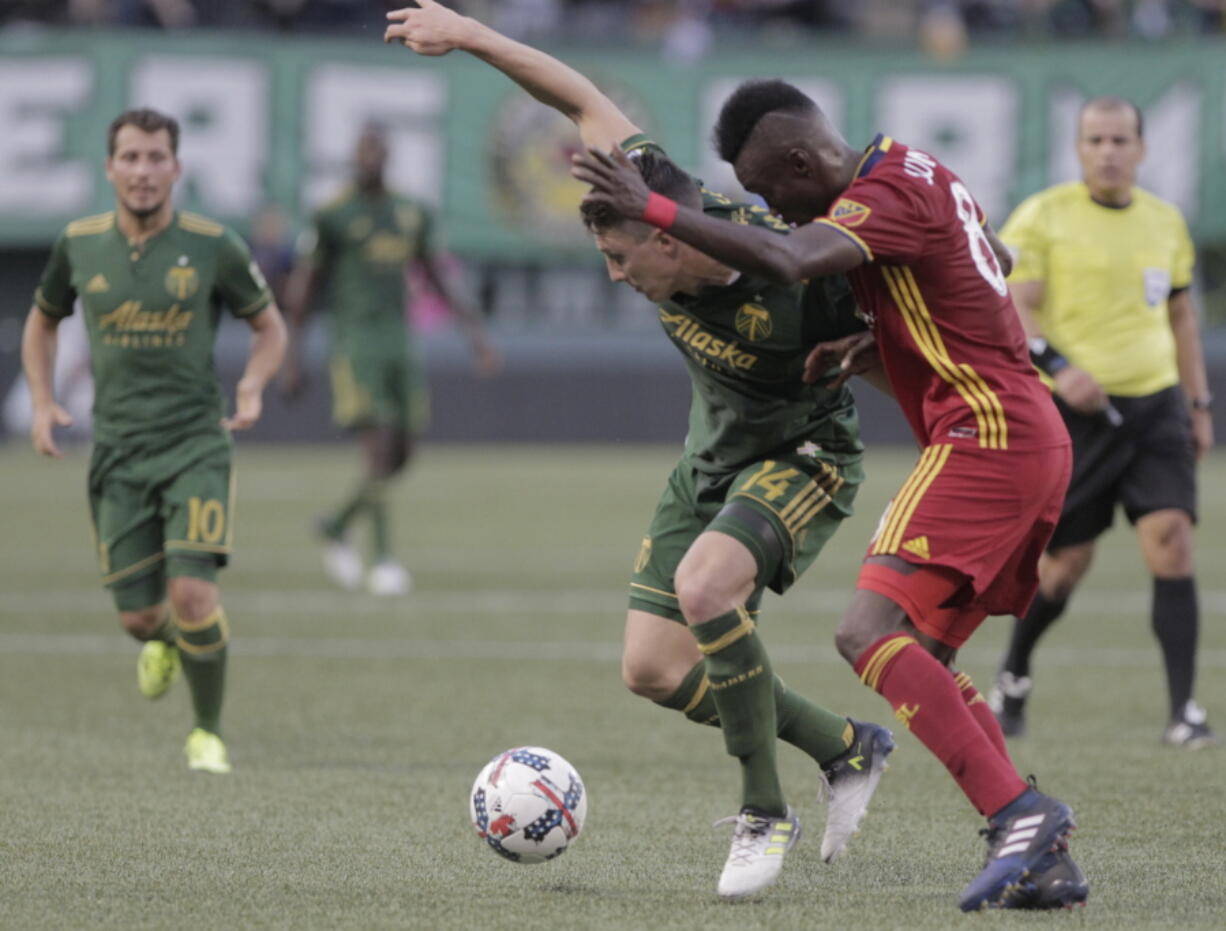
[989, 96, 1215, 747]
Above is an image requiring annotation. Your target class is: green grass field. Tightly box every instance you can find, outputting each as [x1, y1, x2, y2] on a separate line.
[1, 443, 1224, 929]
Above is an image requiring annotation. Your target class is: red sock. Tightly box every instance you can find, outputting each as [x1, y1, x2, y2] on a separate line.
[856, 634, 1026, 816]
[954, 670, 1014, 766]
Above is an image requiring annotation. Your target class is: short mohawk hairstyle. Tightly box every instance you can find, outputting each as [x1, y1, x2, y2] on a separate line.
[713, 80, 816, 164]
[580, 149, 700, 235]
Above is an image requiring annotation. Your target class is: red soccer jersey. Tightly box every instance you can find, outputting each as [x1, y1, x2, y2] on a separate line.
[819, 135, 1067, 451]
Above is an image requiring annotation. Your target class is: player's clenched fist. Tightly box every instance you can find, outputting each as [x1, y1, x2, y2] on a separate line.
[385, 1, 471, 55]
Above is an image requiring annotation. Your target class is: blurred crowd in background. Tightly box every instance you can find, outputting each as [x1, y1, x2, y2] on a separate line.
[3, 0, 1224, 46]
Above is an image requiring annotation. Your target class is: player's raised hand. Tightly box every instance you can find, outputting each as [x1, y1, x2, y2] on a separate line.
[385, 1, 469, 56]
[223, 377, 264, 431]
[804, 331, 879, 388]
[572, 147, 650, 221]
[30, 401, 72, 458]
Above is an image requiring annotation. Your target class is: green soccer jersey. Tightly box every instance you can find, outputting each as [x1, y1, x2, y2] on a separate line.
[34, 210, 272, 447]
[301, 188, 433, 353]
[622, 137, 867, 477]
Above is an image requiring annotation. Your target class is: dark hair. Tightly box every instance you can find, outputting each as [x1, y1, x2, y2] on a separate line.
[580, 150, 701, 234]
[107, 108, 180, 156]
[713, 80, 816, 164]
[1080, 96, 1144, 139]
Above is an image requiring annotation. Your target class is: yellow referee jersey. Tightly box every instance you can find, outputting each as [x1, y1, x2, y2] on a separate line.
[1001, 181, 1194, 397]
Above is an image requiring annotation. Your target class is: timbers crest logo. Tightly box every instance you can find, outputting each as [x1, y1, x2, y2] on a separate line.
[830, 198, 871, 227]
[490, 84, 648, 243]
[735, 303, 772, 342]
[165, 262, 199, 300]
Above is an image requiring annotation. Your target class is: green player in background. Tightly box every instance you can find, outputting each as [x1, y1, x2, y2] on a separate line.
[21, 108, 288, 773]
[387, 1, 894, 900]
[283, 124, 499, 596]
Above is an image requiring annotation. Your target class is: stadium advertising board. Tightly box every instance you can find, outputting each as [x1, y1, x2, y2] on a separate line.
[0, 32, 1222, 258]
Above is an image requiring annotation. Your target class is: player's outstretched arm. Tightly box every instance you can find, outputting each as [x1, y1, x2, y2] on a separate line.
[224, 304, 288, 431]
[20, 306, 72, 458]
[385, 1, 638, 152]
[573, 147, 865, 283]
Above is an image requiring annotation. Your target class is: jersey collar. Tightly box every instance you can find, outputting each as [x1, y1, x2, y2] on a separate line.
[854, 134, 894, 180]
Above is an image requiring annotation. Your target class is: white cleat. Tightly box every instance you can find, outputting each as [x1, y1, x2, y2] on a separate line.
[714, 806, 800, 900]
[819, 719, 895, 862]
[368, 559, 411, 596]
[322, 540, 364, 591]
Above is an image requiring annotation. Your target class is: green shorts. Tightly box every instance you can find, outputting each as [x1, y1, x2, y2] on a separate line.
[629, 450, 862, 623]
[329, 348, 428, 433]
[88, 430, 234, 612]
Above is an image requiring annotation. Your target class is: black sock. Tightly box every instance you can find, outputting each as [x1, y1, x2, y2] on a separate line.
[1152, 577, 1198, 718]
[1002, 592, 1067, 679]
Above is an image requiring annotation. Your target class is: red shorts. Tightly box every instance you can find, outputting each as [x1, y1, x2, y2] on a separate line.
[857, 442, 1072, 644]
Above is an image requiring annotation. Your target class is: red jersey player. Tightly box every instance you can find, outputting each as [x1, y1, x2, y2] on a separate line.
[574, 79, 1087, 912]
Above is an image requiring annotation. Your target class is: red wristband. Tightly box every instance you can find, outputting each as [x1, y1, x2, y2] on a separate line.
[641, 192, 678, 230]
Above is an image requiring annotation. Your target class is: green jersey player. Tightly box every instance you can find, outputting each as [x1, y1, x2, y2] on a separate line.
[21, 108, 288, 773]
[283, 125, 499, 596]
[386, 1, 894, 900]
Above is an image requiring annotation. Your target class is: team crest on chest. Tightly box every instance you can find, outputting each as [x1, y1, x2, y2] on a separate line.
[735, 303, 773, 341]
[831, 198, 871, 227]
[165, 259, 199, 300]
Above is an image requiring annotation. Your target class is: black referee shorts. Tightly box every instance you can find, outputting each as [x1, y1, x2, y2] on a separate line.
[1048, 385, 1197, 550]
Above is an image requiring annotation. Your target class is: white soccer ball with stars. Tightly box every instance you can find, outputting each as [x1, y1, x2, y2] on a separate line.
[469, 746, 587, 863]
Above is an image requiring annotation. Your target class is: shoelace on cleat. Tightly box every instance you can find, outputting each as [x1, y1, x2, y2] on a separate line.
[714, 815, 776, 867]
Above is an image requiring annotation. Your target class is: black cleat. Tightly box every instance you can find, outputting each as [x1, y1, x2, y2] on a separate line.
[997, 839, 1089, 910]
[987, 670, 1031, 738]
[1162, 700, 1217, 749]
[958, 786, 1076, 912]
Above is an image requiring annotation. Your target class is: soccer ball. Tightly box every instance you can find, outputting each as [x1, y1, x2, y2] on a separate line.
[469, 746, 587, 863]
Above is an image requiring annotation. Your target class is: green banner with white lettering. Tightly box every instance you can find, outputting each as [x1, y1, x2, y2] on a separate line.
[1, 30, 1223, 258]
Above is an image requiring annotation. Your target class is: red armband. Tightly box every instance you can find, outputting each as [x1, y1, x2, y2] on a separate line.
[641, 192, 678, 230]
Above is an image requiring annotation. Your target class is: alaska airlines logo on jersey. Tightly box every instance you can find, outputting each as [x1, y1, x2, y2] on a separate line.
[830, 198, 871, 228]
[97, 300, 192, 348]
[364, 232, 413, 265]
[735, 303, 773, 342]
[659, 309, 758, 371]
[165, 265, 199, 300]
[84, 274, 110, 294]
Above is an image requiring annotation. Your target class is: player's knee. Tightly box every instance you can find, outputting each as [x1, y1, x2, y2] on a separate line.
[167, 577, 218, 623]
[119, 606, 166, 641]
[1041, 548, 1092, 601]
[674, 564, 746, 625]
[834, 620, 871, 666]
[620, 654, 674, 701]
